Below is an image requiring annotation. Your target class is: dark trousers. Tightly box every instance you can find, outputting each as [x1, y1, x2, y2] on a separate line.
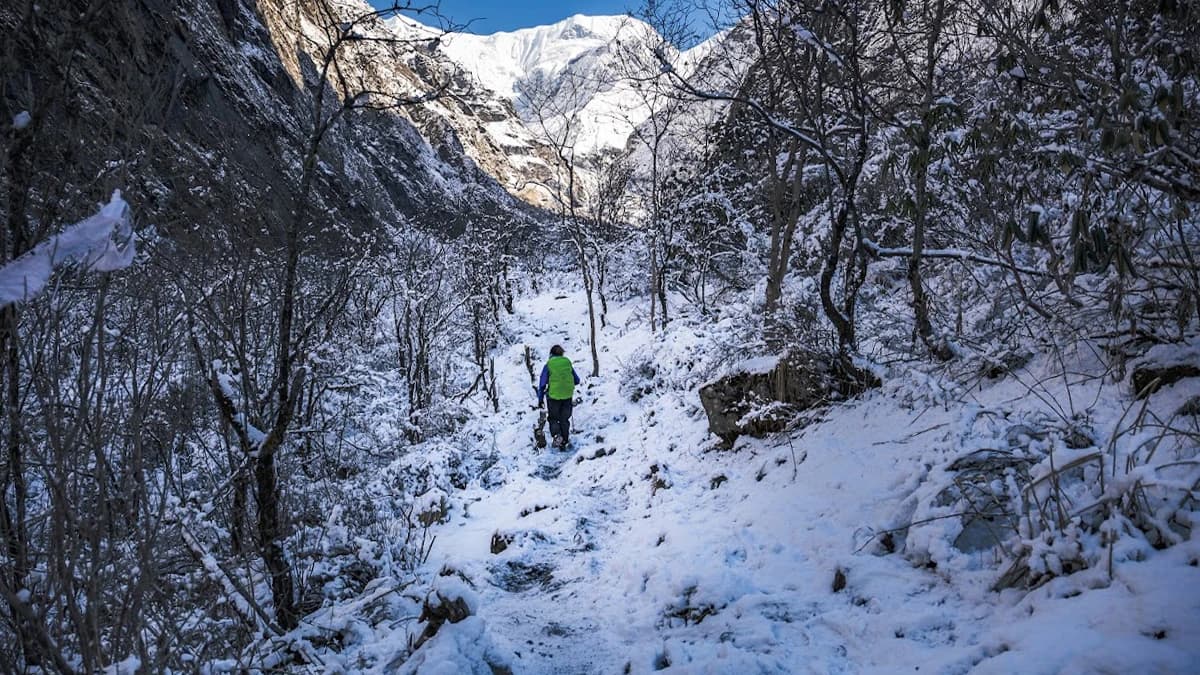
[546, 397, 573, 443]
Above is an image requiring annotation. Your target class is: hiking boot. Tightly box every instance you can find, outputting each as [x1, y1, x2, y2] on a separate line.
[553, 435, 563, 449]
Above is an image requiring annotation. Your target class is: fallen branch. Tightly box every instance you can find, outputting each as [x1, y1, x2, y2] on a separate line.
[862, 239, 1045, 277]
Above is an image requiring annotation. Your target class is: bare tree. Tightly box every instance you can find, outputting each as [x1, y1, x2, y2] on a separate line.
[659, 158, 752, 314]
[614, 20, 692, 331]
[583, 150, 636, 329]
[381, 229, 471, 435]
[880, 0, 966, 360]
[648, 0, 882, 357]
[0, 1, 158, 668]
[519, 68, 605, 376]
[939, 0, 1200, 345]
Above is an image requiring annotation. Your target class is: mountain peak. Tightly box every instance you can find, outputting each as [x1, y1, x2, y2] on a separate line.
[438, 14, 644, 97]
[464, 13, 641, 40]
[553, 13, 640, 37]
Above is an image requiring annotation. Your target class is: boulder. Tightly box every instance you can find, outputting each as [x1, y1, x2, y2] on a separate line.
[490, 532, 513, 555]
[938, 449, 1029, 554]
[699, 350, 878, 444]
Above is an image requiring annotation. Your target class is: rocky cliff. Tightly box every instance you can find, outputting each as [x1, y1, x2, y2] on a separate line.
[1, 0, 548, 254]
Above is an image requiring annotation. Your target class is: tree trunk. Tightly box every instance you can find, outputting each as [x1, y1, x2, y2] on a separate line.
[231, 471, 248, 556]
[597, 254, 609, 329]
[649, 242, 659, 332]
[907, 0, 953, 361]
[583, 264, 601, 378]
[764, 140, 803, 345]
[819, 193, 862, 353]
[656, 265, 669, 328]
[2, 120, 33, 658]
[255, 448, 295, 628]
[502, 257, 515, 314]
[908, 153, 951, 359]
[0, 304, 32, 662]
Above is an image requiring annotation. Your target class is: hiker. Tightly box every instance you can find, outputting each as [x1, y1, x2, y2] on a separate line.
[538, 345, 580, 450]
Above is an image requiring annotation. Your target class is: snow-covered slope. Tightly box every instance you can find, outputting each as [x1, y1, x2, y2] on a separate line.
[438, 15, 651, 156]
[354, 288, 1200, 673]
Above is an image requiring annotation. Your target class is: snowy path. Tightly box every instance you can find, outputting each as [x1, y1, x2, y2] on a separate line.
[432, 290, 641, 672]
[421, 289, 1200, 674]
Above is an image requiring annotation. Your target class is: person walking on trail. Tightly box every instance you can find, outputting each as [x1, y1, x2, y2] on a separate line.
[538, 345, 580, 450]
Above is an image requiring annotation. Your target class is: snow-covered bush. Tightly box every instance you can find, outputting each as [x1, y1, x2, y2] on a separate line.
[619, 345, 664, 402]
[895, 369, 1199, 591]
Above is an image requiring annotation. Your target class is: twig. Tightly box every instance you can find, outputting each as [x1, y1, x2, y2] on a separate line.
[853, 511, 1008, 554]
[873, 421, 949, 446]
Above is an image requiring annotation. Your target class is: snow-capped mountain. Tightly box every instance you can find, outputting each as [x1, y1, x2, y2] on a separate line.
[436, 14, 713, 157]
[283, 5, 735, 207]
[439, 15, 637, 102]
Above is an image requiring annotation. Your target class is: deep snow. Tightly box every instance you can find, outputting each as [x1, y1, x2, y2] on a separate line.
[387, 288, 1200, 674]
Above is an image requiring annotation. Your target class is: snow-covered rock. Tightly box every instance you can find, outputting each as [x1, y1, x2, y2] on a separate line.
[698, 349, 878, 443]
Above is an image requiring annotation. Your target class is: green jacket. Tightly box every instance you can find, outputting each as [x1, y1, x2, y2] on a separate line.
[539, 355, 579, 401]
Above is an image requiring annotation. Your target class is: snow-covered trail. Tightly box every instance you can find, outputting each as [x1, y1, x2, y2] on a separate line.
[427, 288, 955, 672]
[421, 289, 1200, 674]
[430, 290, 644, 672]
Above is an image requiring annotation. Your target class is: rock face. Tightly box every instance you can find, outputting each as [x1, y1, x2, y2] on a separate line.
[0, 0, 544, 255]
[699, 351, 878, 444]
[257, 0, 560, 212]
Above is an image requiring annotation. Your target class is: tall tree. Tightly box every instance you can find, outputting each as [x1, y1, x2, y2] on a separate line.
[520, 68, 605, 376]
[880, 0, 967, 360]
[650, 0, 882, 355]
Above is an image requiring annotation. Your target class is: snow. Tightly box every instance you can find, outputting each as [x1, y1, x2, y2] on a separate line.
[732, 354, 780, 376]
[1138, 335, 1200, 371]
[101, 656, 141, 675]
[435, 15, 650, 156]
[397, 617, 508, 675]
[431, 575, 480, 615]
[12, 110, 31, 129]
[0, 190, 135, 307]
[369, 287, 1200, 673]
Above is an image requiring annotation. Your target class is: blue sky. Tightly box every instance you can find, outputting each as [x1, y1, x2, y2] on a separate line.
[374, 0, 643, 34]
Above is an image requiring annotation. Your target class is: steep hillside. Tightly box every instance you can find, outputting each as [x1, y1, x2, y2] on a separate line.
[255, 0, 562, 209]
[2, 0, 546, 244]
